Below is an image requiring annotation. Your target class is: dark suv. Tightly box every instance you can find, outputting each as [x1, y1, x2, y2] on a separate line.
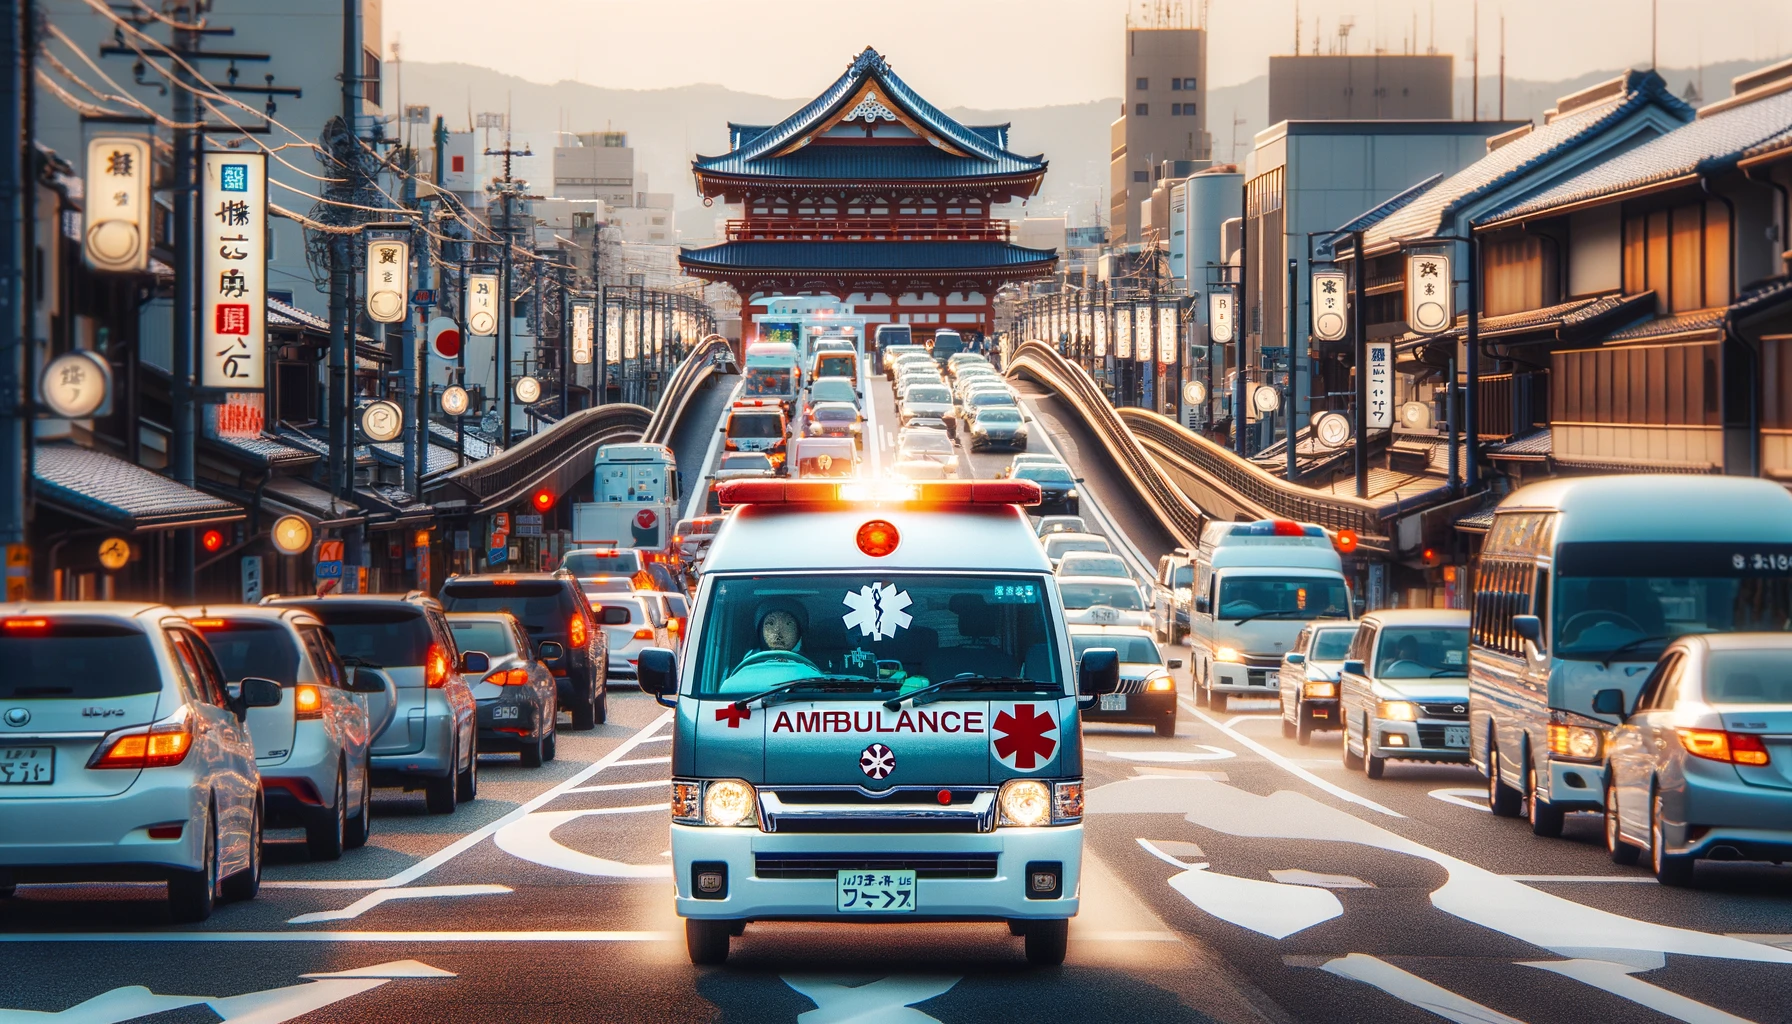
[438, 571, 608, 728]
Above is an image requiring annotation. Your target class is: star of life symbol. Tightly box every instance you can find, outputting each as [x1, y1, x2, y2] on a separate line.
[860, 742, 896, 780]
[992, 703, 1058, 772]
[842, 583, 911, 641]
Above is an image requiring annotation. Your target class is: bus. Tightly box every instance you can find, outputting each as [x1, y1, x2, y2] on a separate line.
[573, 443, 681, 554]
[1468, 475, 1792, 835]
[930, 328, 965, 365]
[742, 342, 802, 408]
[872, 323, 911, 373]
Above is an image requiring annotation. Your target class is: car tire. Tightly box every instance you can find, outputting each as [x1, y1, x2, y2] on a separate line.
[1297, 715, 1315, 746]
[543, 719, 558, 763]
[1527, 761, 1566, 838]
[168, 808, 218, 923]
[1281, 715, 1296, 740]
[1342, 719, 1365, 771]
[457, 742, 478, 803]
[344, 758, 372, 850]
[521, 730, 545, 768]
[1486, 742, 1523, 817]
[425, 745, 457, 815]
[1024, 918, 1070, 967]
[1364, 725, 1387, 779]
[686, 918, 732, 965]
[571, 684, 598, 731]
[1606, 779, 1640, 866]
[306, 771, 347, 861]
[1651, 791, 1696, 887]
[595, 685, 608, 725]
[1156, 715, 1177, 738]
[221, 800, 262, 903]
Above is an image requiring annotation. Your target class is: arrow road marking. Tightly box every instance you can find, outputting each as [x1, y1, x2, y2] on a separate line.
[782, 975, 960, 1024]
[0, 960, 453, 1024]
[1319, 954, 1528, 1024]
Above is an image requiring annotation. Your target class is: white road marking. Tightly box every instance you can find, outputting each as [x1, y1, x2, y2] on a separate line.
[287, 885, 511, 925]
[1094, 746, 1236, 763]
[1180, 698, 1404, 818]
[301, 961, 457, 978]
[1270, 869, 1374, 889]
[1139, 836, 1341, 939]
[0, 960, 453, 1023]
[683, 378, 741, 523]
[563, 778, 669, 795]
[1430, 787, 1492, 813]
[608, 756, 671, 767]
[491, 804, 674, 878]
[1504, 875, 1659, 884]
[0, 931, 674, 943]
[1521, 959, 1757, 1024]
[860, 360, 883, 476]
[1320, 954, 1529, 1024]
[1223, 714, 1280, 729]
[782, 974, 960, 1024]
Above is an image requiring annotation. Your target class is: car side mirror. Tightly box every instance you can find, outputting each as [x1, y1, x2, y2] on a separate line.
[1075, 477, 1085, 483]
[346, 666, 391, 694]
[1352, 598, 1367, 617]
[238, 676, 282, 716]
[1166, 658, 1184, 670]
[1193, 596, 1211, 614]
[537, 641, 565, 661]
[1592, 687, 1629, 720]
[1285, 652, 1306, 665]
[1077, 647, 1120, 697]
[1341, 659, 1366, 676]
[638, 647, 678, 708]
[1513, 615, 1542, 644]
[460, 650, 491, 674]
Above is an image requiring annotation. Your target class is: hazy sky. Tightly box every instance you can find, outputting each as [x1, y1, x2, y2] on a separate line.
[383, 0, 1792, 108]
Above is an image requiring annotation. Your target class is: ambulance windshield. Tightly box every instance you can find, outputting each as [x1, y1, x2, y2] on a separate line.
[693, 573, 1064, 697]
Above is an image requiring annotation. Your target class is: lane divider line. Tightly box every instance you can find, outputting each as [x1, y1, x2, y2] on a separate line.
[0, 931, 678, 944]
[1179, 698, 1404, 818]
[563, 779, 671, 795]
[608, 756, 671, 768]
[287, 885, 510, 925]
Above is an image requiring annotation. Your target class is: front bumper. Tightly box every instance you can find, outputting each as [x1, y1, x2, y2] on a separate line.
[1083, 690, 1177, 724]
[0, 773, 207, 877]
[1208, 661, 1282, 695]
[1368, 717, 1471, 764]
[672, 822, 1082, 922]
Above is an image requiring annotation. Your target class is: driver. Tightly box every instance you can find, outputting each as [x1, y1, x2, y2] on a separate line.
[749, 600, 808, 657]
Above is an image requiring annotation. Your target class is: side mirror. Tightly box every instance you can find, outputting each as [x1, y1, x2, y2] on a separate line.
[538, 641, 565, 661]
[346, 666, 390, 694]
[1352, 598, 1367, 617]
[1077, 648, 1120, 697]
[638, 647, 678, 708]
[1341, 659, 1366, 677]
[1193, 596, 1211, 614]
[460, 650, 491, 674]
[1166, 658, 1184, 670]
[1513, 615, 1542, 644]
[1075, 477, 1085, 483]
[238, 676, 283, 715]
[1592, 687, 1629, 720]
[1285, 652, 1306, 666]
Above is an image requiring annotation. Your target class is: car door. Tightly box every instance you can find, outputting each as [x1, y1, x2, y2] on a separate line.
[1341, 623, 1378, 746]
[1614, 651, 1682, 838]
[1281, 626, 1312, 715]
[168, 626, 255, 875]
[428, 608, 475, 759]
[301, 623, 366, 775]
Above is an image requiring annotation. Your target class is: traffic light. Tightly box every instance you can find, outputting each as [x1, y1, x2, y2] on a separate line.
[1421, 547, 1443, 568]
[1333, 529, 1359, 555]
[201, 529, 225, 553]
[532, 489, 556, 513]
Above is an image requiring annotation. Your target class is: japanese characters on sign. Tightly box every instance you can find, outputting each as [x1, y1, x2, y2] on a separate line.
[1209, 290, 1235, 344]
[365, 238, 410, 323]
[467, 273, 499, 336]
[1134, 304, 1152, 363]
[201, 151, 267, 391]
[605, 305, 623, 364]
[39, 351, 112, 419]
[1311, 269, 1348, 342]
[1093, 311, 1107, 358]
[1158, 306, 1177, 365]
[1114, 306, 1133, 360]
[1366, 341, 1393, 429]
[572, 302, 594, 365]
[1406, 252, 1454, 335]
[83, 136, 152, 273]
[205, 392, 265, 440]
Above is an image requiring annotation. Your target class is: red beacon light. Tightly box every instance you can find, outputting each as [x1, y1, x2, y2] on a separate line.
[201, 529, 225, 553]
[856, 520, 900, 557]
[715, 479, 1042, 508]
[1333, 529, 1359, 554]
[532, 489, 556, 513]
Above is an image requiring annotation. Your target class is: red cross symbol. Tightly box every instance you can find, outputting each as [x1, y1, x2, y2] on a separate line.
[715, 704, 751, 728]
[992, 703, 1058, 770]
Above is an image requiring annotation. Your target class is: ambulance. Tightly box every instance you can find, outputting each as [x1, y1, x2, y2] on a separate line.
[637, 479, 1117, 966]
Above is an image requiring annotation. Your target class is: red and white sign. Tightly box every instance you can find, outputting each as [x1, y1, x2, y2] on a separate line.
[991, 702, 1059, 772]
[201, 151, 266, 391]
[768, 708, 986, 734]
[428, 316, 462, 360]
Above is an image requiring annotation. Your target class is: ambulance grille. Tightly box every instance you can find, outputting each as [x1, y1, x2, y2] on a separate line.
[754, 854, 999, 880]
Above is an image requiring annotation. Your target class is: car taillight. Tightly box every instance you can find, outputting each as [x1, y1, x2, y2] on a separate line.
[569, 614, 588, 648]
[425, 642, 450, 688]
[1678, 728, 1772, 766]
[487, 667, 529, 686]
[633, 628, 655, 640]
[294, 684, 322, 720]
[668, 618, 682, 634]
[90, 707, 195, 769]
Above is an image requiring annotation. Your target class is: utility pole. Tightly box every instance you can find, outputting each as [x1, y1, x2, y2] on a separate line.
[399, 150, 421, 497]
[169, 1, 199, 598]
[328, 0, 360, 500]
[0, 0, 25, 595]
[485, 127, 530, 444]
[1352, 231, 1368, 499]
[1471, 0, 1480, 121]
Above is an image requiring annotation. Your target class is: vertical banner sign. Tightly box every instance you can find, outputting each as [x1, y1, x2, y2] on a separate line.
[571, 302, 594, 364]
[1093, 310, 1107, 358]
[1311, 269, 1348, 342]
[365, 238, 410, 323]
[1115, 306, 1133, 360]
[201, 151, 267, 391]
[1135, 304, 1152, 363]
[624, 309, 638, 361]
[467, 274, 499, 336]
[1366, 341, 1393, 428]
[83, 136, 152, 272]
[1406, 252, 1453, 334]
[1209, 291, 1235, 344]
[240, 556, 263, 604]
[1158, 306, 1176, 365]
[605, 305, 622, 363]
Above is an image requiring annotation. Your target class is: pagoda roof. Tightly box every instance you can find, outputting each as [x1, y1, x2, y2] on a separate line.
[696, 48, 1045, 183]
[678, 240, 1057, 274]
[697, 143, 1047, 182]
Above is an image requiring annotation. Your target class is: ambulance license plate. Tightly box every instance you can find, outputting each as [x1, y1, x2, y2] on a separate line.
[1444, 726, 1470, 748]
[1099, 693, 1127, 711]
[836, 869, 916, 913]
[0, 747, 52, 785]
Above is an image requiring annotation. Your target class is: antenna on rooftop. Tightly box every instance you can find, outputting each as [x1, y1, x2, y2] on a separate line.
[1337, 15, 1355, 55]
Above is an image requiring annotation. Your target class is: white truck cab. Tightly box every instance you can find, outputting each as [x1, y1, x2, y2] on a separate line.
[636, 478, 1118, 967]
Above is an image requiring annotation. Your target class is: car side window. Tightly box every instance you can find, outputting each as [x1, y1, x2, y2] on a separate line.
[1636, 653, 1681, 711]
[1293, 627, 1311, 654]
[172, 629, 229, 707]
[1347, 625, 1376, 663]
[300, 626, 345, 688]
[162, 628, 204, 704]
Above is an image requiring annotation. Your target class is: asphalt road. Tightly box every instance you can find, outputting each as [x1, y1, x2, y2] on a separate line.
[4, 365, 1791, 1023]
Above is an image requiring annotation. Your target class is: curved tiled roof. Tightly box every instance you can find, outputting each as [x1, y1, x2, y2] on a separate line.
[692, 143, 1046, 181]
[1493, 89, 1792, 221]
[35, 444, 244, 529]
[678, 241, 1056, 272]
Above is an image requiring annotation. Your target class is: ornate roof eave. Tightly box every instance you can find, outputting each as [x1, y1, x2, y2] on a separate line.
[692, 167, 1048, 199]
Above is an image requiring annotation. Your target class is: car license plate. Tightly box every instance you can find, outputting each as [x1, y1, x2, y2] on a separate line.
[493, 706, 519, 720]
[837, 869, 916, 913]
[1099, 693, 1127, 711]
[0, 747, 52, 785]
[1444, 726, 1470, 748]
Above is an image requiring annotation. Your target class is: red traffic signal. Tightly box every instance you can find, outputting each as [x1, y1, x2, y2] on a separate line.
[201, 529, 225, 553]
[532, 489, 555, 513]
[1333, 529, 1359, 555]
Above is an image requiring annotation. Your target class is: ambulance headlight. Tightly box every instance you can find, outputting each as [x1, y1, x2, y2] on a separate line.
[998, 779, 1052, 827]
[701, 779, 758, 827]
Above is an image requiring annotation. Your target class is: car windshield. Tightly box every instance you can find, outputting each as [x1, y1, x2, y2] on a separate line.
[1375, 627, 1471, 678]
[720, 453, 774, 471]
[1171, 565, 1194, 586]
[1072, 633, 1160, 664]
[813, 406, 854, 422]
[810, 381, 857, 403]
[815, 355, 854, 377]
[1059, 582, 1144, 611]
[743, 367, 794, 398]
[0, 621, 161, 698]
[193, 620, 301, 686]
[1018, 466, 1073, 483]
[906, 387, 950, 403]
[1038, 518, 1086, 536]
[690, 573, 1062, 697]
[1704, 650, 1792, 703]
[563, 550, 641, 576]
[976, 409, 1023, 424]
[1552, 542, 1792, 660]
[1046, 537, 1110, 559]
[1217, 575, 1351, 619]
[583, 578, 637, 596]
[1311, 629, 1356, 660]
[449, 620, 519, 658]
[901, 433, 953, 454]
[967, 391, 1014, 407]
[305, 605, 432, 667]
[729, 412, 784, 438]
[438, 582, 571, 631]
[1058, 553, 1129, 578]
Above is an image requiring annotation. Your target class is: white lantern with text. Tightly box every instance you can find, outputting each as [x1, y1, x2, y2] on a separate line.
[83, 136, 152, 273]
[1406, 253, 1453, 335]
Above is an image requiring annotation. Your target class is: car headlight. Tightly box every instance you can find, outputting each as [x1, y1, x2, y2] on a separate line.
[1377, 700, 1420, 721]
[998, 779, 1052, 827]
[1066, 489, 1079, 499]
[1215, 647, 1243, 663]
[1303, 681, 1337, 698]
[701, 779, 758, 827]
[1147, 675, 1174, 692]
[1548, 719, 1606, 762]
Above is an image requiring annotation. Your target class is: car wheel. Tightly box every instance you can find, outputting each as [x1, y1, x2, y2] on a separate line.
[1486, 743, 1524, 817]
[168, 807, 218, 923]
[521, 727, 546, 768]
[1281, 713, 1296, 740]
[1341, 718, 1365, 770]
[594, 685, 608, 725]
[425, 743, 457, 815]
[1606, 779, 1639, 865]
[344, 758, 372, 850]
[1296, 714, 1315, 746]
[457, 741, 478, 803]
[1364, 722, 1387, 780]
[1155, 715, 1177, 738]
[543, 716, 558, 762]
[1527, 760, 1566, 838]
[1024, 918, 1070, 967]
[222, 799, 261, 903]
[306, 771, 347, 861]
[686, 918, 732, 965]
[571, 683, 598, 731]
[1651, 791, 1696, 887]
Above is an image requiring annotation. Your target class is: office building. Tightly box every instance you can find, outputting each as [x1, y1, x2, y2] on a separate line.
[1268, 54, 1454, 124]
[1108, 23, 1213, 244]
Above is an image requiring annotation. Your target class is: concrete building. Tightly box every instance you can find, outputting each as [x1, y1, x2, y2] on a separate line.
[1267, 54, 1454, 124]
[1168, 168, 1245, 426]
[552, 131, 640, 207]
[1108, 24, 1213, 244]
[1012, 217, 1068, 253]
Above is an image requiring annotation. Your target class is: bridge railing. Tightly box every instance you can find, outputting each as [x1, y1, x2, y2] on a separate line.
[643, 334, 738, 445]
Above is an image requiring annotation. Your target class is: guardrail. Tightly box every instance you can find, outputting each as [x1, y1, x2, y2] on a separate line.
[642, 334, 738, 445]
[1005, 341, 1205, 549]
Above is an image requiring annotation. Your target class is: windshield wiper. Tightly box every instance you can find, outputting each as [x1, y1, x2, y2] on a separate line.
[733, 676, 888, 711]
[884, 675, 1059, 710]
[1231, 609, 1317, 626]
[1599, 634, 1677, 668]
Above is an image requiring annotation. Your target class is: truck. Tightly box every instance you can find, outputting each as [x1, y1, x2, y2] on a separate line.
[572, 443, 681, 561]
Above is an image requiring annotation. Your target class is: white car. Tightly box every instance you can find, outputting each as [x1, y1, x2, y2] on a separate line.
[1035, 515, 1088, 538]
[1338, 610, 1474, 779]
[0, 603, 282, 920]
[182, 605, 390, 860]
[1057, 576, 1151, 629]
[891, 458, 950, 479]
[896, 429, 958, 476]
[592, 595, 673, 680]
[1277, 623, 1357, 745]
[1054, 551, 1131, 580]
[1041, 531, 1112, 568]
[1072, 625, 1182, 737]
[899, 383, 954, 425]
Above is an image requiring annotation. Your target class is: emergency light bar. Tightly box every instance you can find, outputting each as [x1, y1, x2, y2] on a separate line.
[1229, 519, 1326, 538]
[716, 479, 1041, 508]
